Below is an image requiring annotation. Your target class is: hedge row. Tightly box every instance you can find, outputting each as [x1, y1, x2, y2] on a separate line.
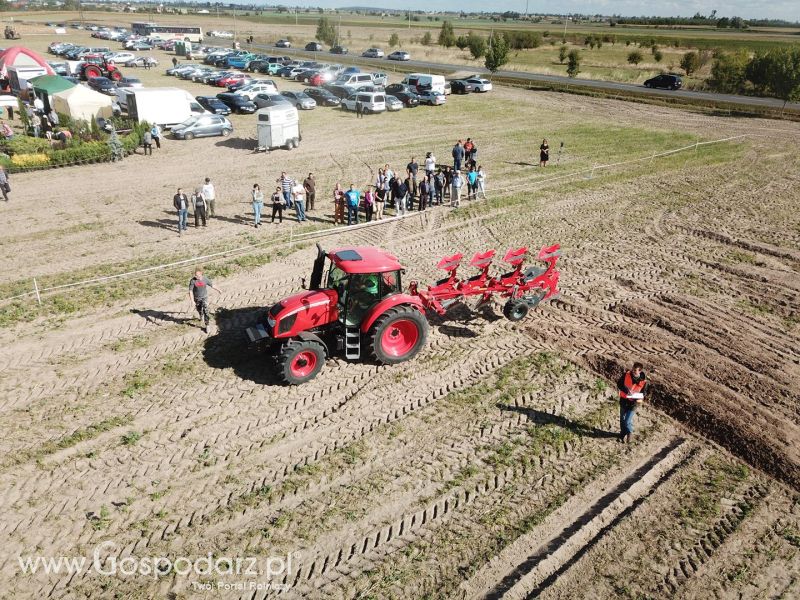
[0, 123, 148, 173]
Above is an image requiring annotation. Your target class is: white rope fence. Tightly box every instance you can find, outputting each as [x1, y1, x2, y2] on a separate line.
[0, 134, 746, 307]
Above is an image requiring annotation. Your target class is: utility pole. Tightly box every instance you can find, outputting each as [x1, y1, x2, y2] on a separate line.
[525, 0, 529, 18]
[408, 10, 411, 29]
[233, 6, 237, 42]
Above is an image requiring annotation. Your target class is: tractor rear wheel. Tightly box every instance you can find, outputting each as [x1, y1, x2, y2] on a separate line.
[368, 306, 428, 365]
[275, 339, 325, 385]
[84, 66, 102, 79]
[503, 299, 529, 322]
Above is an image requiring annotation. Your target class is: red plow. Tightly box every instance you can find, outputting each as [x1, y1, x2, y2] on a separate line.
[410, 244, 561, 321]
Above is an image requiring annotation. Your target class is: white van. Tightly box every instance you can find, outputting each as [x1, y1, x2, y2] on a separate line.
[341, 92, 385, 114]
[402, 73, 445, 94]
[335, 72, 374, 89]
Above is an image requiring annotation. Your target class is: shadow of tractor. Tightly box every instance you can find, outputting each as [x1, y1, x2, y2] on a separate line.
[202, 305, 282, 385]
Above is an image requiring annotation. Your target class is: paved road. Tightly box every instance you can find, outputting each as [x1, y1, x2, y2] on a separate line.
[252, 43, 800, 113]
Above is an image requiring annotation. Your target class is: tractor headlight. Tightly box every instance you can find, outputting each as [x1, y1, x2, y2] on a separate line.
[278, 313, 297, 335]
[267, 316, 276, 329]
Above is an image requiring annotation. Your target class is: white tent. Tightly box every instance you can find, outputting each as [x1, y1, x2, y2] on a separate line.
[51, 84, 113, 121]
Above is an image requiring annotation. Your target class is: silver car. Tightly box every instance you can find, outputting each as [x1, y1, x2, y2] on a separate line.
[385, 95, 403, 111]
[281, 91, 316, 110]
[171, 115, 233, 140]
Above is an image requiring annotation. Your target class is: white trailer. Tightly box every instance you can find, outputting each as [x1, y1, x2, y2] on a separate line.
[7, 65, 49, 95]
[125, 87, 205, 126]
[255, 103, 300, 151]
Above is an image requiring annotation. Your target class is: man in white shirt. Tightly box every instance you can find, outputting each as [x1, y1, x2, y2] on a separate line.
[424, 152, 436, 176]
[201, 177, 216, 217]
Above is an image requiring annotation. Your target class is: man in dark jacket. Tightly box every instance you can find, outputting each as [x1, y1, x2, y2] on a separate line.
[188, 268, 221, 334]
[617, 362, 648, 443]
[452, 140, 464, 172]
[173, 187, 189, 235]
[406, 156, 419, 199]
[303, 173, 316, 211]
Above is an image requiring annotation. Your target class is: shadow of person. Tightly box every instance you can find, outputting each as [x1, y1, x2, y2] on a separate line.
[202, 305, 282, 385]
[130, 308, 196, 326]
[137, 219, 176, 230]
[497, 404, 619, 439]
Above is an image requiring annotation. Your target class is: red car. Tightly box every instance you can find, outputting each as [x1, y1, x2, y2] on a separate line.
[308, 73, 326, 87]
[216, 73, 248, 87]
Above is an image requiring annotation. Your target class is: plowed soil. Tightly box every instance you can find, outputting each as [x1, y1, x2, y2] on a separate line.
[0, 43, 798, 599]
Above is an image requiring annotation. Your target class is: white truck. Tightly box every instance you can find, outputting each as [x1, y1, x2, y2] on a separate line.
[401, 73, 445, 94]
[122, 87, 206, 126]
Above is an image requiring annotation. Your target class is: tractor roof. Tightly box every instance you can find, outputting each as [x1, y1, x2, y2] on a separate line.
[329, 246, 403, 274]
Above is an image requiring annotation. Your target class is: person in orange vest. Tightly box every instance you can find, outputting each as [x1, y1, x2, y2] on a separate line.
[617, 362, 647, 443]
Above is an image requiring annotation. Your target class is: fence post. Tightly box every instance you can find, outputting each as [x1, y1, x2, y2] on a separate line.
[33, 278, 42, 306]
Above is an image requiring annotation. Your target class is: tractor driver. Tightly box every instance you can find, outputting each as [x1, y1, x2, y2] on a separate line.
[346, 274, 380, 326]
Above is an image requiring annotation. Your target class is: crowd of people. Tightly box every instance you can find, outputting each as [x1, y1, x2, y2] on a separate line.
[170, 139, 489, 235]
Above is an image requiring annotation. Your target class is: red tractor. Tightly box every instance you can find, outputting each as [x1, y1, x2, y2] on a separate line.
[79, 54, 123, 82]
[246, 243, 561, 384]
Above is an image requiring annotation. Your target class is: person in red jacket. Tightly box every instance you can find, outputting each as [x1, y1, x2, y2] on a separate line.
[617, 362, 647, 443]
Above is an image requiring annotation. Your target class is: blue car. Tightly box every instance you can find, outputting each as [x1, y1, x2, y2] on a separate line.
[226, 53, 256, 70]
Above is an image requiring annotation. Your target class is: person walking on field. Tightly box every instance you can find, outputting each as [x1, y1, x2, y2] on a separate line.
[172, 56, 178, 68]
[142, 129, 153, 155]
[251, 183, 264, 228]
[333, 182, 345, 225]
[292, 182, 307, 222]
[451, 169, 464, 208]
[355, 98, 363, 118]
[150, 124, 162, 150]
[201, 177, 216, 217]
[277, 172, 295, 209]
[188, 268, 221, 334]
[173, 187, 189, 235]
[0, 165, 9, 201]
[466, 166, 478, 200]
[476, 165, 487, 199]
[452, 140, 464, 172]
[540, 138, 550, 167]
[303, 172, 316, 211]
[345, 184, 360, 225]
[617, 362, 648, 444]
[406, 156, 419, 199]
[192, 187, 208, 227]
[270, 186, 284, 223]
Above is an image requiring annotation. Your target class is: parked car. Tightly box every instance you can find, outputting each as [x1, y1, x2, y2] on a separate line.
[305, 42, 323, 51]
[227, 77, 256, 91]
[295, 69, 319, 83]
[216, 73, 250, 88]
[387, 51, 410, 61]
[275, 39, 291, 48]
[450, 79, 477, 94]
[341, 92, 386, 114]
[207, 71, 235, 86]
[464, 77, 493, 92]
[362, 48, 384, 58]
[235, 81, 279, 100]
[391, 90, 420, 107]
[371, 72, 388, 86]
[385, 95, 403, 111]
[253, 93, 292, 109]
[330, 46, 348, 55]
[171, 114, 233, 140]
[308, 71, 334, 86]
[127, 41, 153, 51]
[195, 95, 231, 115]
[196, 70, 224, 84]
[644, 73, 683, 90]
[47, 61, 69, 76]
[187, 48, 209, 60]
[87, 77, 117, 95]
[417, 90, 446, 105]
[215, 93, 257, 114]
[281, 90, 316, 110]
[116, 76, 143, 88]
[123, 56, 157, 68]
[322, 83, 353, 99]
[303, 87, 341, 106]
[106, 51, 135, 64]
[177, 66, 208, 80]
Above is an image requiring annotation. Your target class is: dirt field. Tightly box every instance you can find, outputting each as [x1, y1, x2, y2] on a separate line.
[0, 26, 799, 600]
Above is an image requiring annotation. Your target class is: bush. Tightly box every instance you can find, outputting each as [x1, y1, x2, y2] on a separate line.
[567, 49, 581, 78]
[680, 51, 701, 76]
[654, 50, 663, 63]
[627, 50, 644, 65]
[709, 51, 748, 93]
[11, 153, 50, 168]
[389, 32, 399, 48]
[0, 136, 52, 155]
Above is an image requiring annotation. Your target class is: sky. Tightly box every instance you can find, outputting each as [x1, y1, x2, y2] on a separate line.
[236, 1, 800, 22]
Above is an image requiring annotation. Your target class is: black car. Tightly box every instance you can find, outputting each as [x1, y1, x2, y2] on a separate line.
[196, 95, 231, 115]
[450, 80, 477, 94]
[322, 83, 353, 99]
[330, 46, 348, 55]
[277, 65, 296, 78]
[303, 87, 341, 107]
[643, 73, 682, 90]
[216, 93, 257, 114]
[391, 90, 420, 107]
[87, 77, 117, 95]
[294, 69, 318, 83]
[385, 83, 415, 95]
[305, 42, 323, 51]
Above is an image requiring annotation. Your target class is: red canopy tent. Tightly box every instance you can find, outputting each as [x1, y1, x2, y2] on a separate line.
[0, 46, 55, 78]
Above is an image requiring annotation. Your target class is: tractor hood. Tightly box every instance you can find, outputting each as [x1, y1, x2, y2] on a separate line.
[270, 288, 338, 339]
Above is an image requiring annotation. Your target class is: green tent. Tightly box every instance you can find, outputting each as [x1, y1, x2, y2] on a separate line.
[29, 74, 76, 112]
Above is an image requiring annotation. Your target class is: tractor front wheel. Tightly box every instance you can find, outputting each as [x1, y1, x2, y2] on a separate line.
[84, 66, 102, 79]
[275, 339, 326, 385]
[108, 70, 122, 82]
[368, 306, 428, 365]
